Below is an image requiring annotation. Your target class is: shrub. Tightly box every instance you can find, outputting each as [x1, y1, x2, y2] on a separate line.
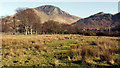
[70, 44, 78, 49]
[55, 50, 75, 60]
[81, 45, 99, 62]
[115, 55, 120, 65]
[100, 50, 112, 62]
[96, 31, 108, 36]
[90, 41, 98, 45]
[87, 32, 96, 36]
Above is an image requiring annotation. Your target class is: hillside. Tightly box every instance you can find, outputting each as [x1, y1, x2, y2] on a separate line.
[34, 5, 81, 24]
[111, 12, 120, 31]
[73, 12, 115, 30]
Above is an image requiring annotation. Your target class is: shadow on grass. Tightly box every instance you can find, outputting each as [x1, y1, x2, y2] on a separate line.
[70, 60, 120, 68]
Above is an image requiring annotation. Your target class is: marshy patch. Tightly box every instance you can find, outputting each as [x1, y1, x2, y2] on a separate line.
[90, 41, 98, 45]
[25, 61, 29, 63]
[13, 61, 19, 63]
[72, 60, 82, 64]
[31, 41, 35, 44]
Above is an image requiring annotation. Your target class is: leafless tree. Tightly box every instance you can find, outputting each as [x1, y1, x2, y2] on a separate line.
[16, 8, 41, 35]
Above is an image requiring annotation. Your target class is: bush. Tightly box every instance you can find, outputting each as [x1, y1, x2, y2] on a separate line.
[96, 31, 108, 36]
[70, 44, 78, 49]
[100, 50, 112, 62]
[88, 32, 96, 36]
[86, 32, 96, 36]
[55, 50, 75, 60]
[81, 45, 99, 62]
[115, 55, 120, 65]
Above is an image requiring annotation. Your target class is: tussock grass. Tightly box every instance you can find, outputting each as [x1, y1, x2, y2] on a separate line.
[2, 34, 120, 67]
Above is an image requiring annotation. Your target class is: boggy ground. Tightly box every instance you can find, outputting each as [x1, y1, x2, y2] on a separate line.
[2, 34, 120, 67]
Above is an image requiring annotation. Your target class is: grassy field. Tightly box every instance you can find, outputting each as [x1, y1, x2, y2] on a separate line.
[2, 34, 120, 67]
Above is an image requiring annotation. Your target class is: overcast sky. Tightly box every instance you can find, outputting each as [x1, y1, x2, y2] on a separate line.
[0, 2, 118, 18]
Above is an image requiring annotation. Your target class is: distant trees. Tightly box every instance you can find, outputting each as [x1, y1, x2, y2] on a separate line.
[1, 16, 12, 32]
[43, 20, 62, 34]
[42, 20, 85, 34]
[60, 24, 70, 34]
[16, 8, 41, 35]
[41, 20, 82, 34]
[1, 18, 9, 32]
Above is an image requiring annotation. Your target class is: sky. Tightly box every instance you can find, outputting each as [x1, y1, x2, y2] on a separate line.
[0, 0, 119, 2]
[0, 2, 118, 18]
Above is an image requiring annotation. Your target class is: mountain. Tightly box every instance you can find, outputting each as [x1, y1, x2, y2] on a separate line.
[111, 12, 120, 31]
[112, 12, 120, 25]
[1, 5, 120, 32]
[73, 12, 119, 30]
[32, 5, 81, 24]
[2, 5, 81, 24]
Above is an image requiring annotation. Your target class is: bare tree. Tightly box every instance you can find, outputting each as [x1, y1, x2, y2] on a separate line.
[12, 16, 16, 34]
[16, 8, 41, 35]
[1, 16, 11, 32]
[43, 20, 61, 34]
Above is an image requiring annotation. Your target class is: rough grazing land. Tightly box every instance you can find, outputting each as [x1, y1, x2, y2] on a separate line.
[2, 34, 120, 67]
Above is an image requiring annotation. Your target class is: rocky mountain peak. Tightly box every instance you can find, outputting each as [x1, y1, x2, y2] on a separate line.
[34, 5, 80, 24]
[35, 5, 63, 15]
